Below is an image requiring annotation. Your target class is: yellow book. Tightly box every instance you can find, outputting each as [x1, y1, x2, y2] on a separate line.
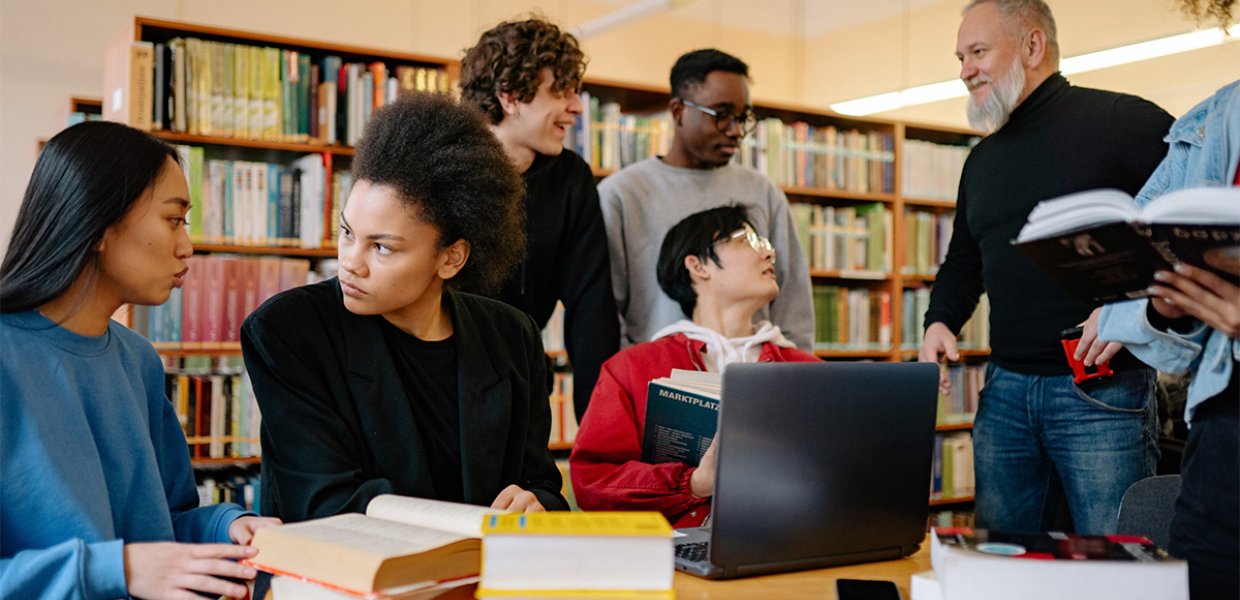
[478, 512, 674, 598]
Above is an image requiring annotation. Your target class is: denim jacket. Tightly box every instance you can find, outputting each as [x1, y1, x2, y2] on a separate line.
[1099, 79, 1240, 424]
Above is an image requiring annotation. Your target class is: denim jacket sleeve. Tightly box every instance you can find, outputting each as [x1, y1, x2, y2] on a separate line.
[1099, 79, 1240, 423]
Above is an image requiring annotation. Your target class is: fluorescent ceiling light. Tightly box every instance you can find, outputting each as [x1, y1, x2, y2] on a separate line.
[574, 0, 699, 39]
[830, 24, 1240, 116]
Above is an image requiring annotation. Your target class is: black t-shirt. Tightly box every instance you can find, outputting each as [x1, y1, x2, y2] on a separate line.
[380, 319, 463, 502]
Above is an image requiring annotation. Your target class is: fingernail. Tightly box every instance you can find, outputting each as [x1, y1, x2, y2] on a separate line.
[244, 567, 257, 578]
[1147, 286, 1161, 295]
[1153, 271, 1169, 281]
[1174, 263, 1189, 274]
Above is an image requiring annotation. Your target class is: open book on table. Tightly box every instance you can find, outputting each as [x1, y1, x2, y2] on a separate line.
[641, 369, 721, 466]
[1012, 187, 1239, 304]
[247, 494, 498, 599]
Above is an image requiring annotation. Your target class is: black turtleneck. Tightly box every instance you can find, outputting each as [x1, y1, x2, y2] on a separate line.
[489, 149, 620, 420]
[925, 73, 1174, 375]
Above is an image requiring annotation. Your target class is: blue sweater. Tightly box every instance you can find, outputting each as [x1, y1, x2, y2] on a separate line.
[1, 310, 247, 598]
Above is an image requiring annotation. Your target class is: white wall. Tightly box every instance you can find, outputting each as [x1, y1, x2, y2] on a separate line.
[2, 0, 1236, 256]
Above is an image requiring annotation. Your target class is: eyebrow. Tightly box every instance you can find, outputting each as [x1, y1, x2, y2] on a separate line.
[164, 197, 190, 209]
[339, 213, 406, 242]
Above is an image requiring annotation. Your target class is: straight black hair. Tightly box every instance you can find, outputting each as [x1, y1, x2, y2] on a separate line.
[0, 121, 180, 312]
[669, 48, 749, 99]
[657, 204, 755, 318]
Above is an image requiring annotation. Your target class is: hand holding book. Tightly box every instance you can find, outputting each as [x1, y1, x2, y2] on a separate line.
[1148, 261, 1240, 338]
[1012, 187, 1240, 305]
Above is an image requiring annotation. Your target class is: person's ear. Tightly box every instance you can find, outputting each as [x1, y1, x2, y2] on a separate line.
[684, 254, 711, 283]
[669, 97, 684, 126]
[497, 89, 521, 118]
[1023, 27, 1047, 68]
[437, 239, 471, 280]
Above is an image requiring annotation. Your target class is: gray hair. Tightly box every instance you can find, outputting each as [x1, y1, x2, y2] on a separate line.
[964, 0, 1060, 66]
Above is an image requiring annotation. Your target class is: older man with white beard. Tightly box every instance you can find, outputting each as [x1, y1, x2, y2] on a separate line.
[918, 0, 1174, 535]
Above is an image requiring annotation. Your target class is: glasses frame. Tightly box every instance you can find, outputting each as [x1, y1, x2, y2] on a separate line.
[679, 99, 757, 136]
[716, 224, 776, 263]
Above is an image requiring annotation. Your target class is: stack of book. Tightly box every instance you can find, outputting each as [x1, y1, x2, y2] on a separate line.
[914, 527, 1188, 600]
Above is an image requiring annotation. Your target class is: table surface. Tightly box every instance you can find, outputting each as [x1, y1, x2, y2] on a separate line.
[671, 541, 931, 599]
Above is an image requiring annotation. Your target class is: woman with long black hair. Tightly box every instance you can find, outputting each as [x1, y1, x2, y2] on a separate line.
[0, 121, 279, 599]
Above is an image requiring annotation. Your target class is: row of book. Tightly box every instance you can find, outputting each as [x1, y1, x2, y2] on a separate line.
[902, 139, 972, 200]
[938, 363, 984, 426]
[198, 473, 260, 513]
[165, 368, 261, 459]
[739, 120, 896, 194]
[812, 286, 892, 351]
[931, 431, 975, 501]
[116, 38, 449, 145]
[176, 146, 351, 248]
[791, 202, 892, 274]
[904, 209, 954, 276]
[548, 372, 578, 447]
[564, 94, 673, 171]
[901, 288, 991, 352]
[130, 255, 314, 348]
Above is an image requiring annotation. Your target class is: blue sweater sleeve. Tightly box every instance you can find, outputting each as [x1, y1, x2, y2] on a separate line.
[0, 538, 127, 599]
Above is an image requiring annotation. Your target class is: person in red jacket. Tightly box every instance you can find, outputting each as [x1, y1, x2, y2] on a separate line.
[570, 204, 819, 527]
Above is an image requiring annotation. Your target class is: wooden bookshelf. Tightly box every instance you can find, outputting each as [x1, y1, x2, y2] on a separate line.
[151, 130, 356, 156]
[191, 243, 336, 258]
[191, 456, 262, 468]
[930, 495, 975, 507]
[936, 422, 974, 432]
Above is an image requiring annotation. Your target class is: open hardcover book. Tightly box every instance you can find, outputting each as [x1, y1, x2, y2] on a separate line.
[1012, 187, 1240, 304]
[641, 369, 721, 466]
[247, 495, 498, 598]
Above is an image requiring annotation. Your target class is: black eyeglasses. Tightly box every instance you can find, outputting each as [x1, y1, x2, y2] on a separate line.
[680, 99, 757, 135]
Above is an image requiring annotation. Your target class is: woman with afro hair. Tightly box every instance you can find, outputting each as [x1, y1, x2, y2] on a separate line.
[241, 93, 568, 526]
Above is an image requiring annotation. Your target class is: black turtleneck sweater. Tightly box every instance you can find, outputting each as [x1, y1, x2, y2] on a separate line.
[492, 149, 619, 420]
[925, 73, 1174, 375]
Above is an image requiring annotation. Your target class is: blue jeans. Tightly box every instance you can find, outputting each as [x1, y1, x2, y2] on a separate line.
[973, 364, 1158, 534]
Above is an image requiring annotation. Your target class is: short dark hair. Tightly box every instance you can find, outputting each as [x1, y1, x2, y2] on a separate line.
[459, 17, 587, 124]
[669, 49, 749, 99]
[1, 121, 179, 312]
[657, 204, 754, 318]
[351, 93, 525, 295]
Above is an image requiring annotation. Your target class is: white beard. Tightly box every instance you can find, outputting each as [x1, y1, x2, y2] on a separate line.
[966, 54, 1026, 133]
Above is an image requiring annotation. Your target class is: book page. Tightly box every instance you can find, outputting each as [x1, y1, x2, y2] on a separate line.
[366, 495, 498, 538]
[1143, 187, 1240, 224]
[263, 513, 468, 558]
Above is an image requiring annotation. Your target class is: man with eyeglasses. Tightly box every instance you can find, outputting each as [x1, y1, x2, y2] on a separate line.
[599, 48, 814, 352]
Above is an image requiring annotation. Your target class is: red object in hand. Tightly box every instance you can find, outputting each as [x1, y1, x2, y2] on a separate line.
[1060, 326, 1115, 386]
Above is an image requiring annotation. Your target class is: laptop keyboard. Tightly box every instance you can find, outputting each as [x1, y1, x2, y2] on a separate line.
[675, 541, 710, 562]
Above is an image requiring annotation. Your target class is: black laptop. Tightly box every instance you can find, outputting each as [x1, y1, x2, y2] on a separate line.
[674, 361, 940, 579]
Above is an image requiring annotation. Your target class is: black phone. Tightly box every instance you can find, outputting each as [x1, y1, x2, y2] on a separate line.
[836, 578, 903, 600]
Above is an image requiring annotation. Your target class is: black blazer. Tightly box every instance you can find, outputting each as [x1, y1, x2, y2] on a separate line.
[241, 278, 568, 522]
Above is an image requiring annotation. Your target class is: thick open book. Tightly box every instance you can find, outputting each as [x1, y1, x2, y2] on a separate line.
[247, 495, 498, 598]
[929, 527, 1186, 600]
[1012, 187, 1240, 304]
[641, 369, 721, 466]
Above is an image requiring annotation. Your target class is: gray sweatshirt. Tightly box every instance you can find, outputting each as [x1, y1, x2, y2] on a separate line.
[598, 157, 815, 350]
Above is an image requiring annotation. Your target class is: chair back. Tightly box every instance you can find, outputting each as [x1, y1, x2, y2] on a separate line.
[1116, 474, 1182, 550]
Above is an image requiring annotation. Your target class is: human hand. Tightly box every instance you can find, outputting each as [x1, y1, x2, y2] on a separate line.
[124, 542, 258, 600]
[1075, 307, 1125, 367]
[919, 322, 960, 395]
[228, 515, 283, 546]
[690, 437, 718, 499]
[491, 485, 546, 513]
[1149, 263, 1240, 338]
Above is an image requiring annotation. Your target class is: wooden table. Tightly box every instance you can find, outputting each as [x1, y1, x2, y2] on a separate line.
[673, 542, 931, 599]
